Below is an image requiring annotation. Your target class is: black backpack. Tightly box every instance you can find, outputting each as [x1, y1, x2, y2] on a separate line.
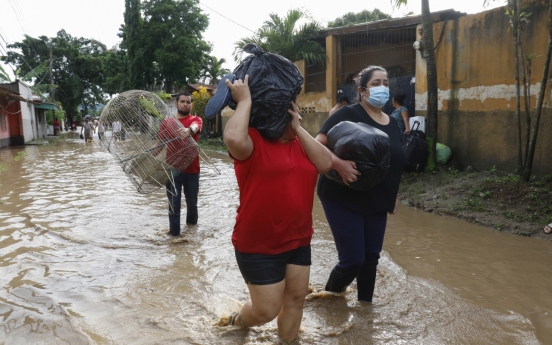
[403, 121, 428, 172]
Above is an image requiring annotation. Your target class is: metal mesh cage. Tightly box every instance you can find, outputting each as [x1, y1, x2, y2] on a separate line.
[99, 90, 199, 194]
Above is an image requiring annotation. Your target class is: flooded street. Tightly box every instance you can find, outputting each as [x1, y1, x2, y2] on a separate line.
[1, 133, 551, 344]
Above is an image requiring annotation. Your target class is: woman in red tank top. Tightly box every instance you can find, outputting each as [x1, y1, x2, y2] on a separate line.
[223, 75, 331, 342]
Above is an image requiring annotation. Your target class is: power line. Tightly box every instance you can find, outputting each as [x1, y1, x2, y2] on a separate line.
[6, 0, 49, 59]
[198, 1, 256, 34]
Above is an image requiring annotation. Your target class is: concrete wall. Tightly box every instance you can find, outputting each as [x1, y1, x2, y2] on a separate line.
[0, 96, 10, 147]
[15, 82, 36, 143]
[415, 0, 552, 175]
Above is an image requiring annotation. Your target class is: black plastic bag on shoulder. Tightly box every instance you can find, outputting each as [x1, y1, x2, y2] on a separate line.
[326, 121, 391, 191]
[229, 44, 304, 139]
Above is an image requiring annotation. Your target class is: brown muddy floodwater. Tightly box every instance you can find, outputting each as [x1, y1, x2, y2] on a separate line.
[1, 133, 551, 344]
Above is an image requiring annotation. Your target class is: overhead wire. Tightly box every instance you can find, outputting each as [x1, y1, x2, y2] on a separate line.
[6, 0, 50, 70]
[198, 1, 256, 33]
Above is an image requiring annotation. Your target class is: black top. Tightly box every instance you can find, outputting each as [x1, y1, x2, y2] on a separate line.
[317, 104, 407, 212]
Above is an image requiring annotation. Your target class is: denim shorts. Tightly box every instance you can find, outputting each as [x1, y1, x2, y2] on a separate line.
[235, 245, 311, 285]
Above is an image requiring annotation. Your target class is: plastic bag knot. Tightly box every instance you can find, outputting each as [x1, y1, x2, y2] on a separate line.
[243, 44, 265, 56]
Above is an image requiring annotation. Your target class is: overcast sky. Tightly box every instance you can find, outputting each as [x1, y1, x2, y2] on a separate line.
[0, 0, 504, 81]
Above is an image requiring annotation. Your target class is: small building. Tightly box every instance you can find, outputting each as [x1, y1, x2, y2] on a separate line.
[293, 9, 465, 136]
[0, 80, 58, 146]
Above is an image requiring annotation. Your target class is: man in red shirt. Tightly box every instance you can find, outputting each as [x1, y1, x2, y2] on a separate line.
[53, 118, 60, 136]
[157, 91, 202, 236]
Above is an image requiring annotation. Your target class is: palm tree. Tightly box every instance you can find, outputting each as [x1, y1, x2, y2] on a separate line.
[0, 64, 12, 82]
[233, 9, 326, 66]
[202, 56, 230, 85]
[393, 0, 438, 169]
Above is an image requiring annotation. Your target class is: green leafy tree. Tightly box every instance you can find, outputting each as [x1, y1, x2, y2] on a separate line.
[201, 56, 230, 84]
[123, 0, 146, 89]
[4, 30, 106, 125]
[102, 45, 130, 95]
[0, 64, 12, 82]
[393, 0, 438, 170]
[234, 9, 326, 66]
[141, 0, 211, 93]
[328, 9, 391, 28]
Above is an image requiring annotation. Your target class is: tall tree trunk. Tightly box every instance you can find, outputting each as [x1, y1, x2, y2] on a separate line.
[519, 40, 531, 167]
[125, 0, 144, 90]
[522, 0, 552, 182]
[422, 0, 438, 170]
[510, 0, 524, 172]
[524, 55, 533, 168]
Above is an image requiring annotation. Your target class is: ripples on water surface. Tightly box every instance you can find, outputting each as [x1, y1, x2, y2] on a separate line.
[0, 134, 551, 344]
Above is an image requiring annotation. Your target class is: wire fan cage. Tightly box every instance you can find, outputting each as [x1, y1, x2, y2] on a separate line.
[99, 90, 200, 194]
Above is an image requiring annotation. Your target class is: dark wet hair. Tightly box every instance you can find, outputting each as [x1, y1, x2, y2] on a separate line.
[337, 89, 349, 104]
[176, 91, 192, 102]
[357, 66, 387, 90]
[393, 93, 407, 106]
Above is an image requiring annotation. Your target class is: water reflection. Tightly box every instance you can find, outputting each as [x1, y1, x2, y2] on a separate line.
[0, 134, 550, 344]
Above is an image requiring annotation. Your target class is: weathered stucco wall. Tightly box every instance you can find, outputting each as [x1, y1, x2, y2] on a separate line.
[416, 0, 552, 175]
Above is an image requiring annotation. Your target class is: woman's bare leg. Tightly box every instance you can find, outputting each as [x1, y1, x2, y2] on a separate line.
[234, 280, 285, 327]
[277, 264, 310, 342]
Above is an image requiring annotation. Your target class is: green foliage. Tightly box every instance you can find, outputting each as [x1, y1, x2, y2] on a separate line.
[199, 136, 226, 151]
[123, 0, 146, 89]
[141, 0, 211, 92]
[448, 167, 462, 176]
[4, 30, 106, 123]
[392, 0, 408, 8]
[102, 45, 130, 95]
[13, 151, 27, 161]
[466, 198, 484, 211]
[485, 174, 520, 184]
[191, 86, 211, 119]
[0, 64, 11, 82]
[201, 56, 230, 84]
[234, 9, 326, 66]
[154, 91, 172, 101]
[327, 9, 391, 28]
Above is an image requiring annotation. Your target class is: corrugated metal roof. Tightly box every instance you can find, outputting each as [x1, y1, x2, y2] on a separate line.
[319, 9, 466, 37]
[0, 85, 27, 102]
[34, 102, 58, 110]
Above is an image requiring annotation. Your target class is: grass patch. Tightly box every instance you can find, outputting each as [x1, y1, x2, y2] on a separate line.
[199, 136, 226, 152]
[398, 165, 552, 237]
[13, 151, 27, 161]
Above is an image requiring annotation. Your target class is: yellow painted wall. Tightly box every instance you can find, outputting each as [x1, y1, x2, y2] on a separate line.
[415, 0, 551, 175]
[416, 0, 551, 112]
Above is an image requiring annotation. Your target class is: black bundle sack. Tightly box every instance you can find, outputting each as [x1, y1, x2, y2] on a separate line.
[326, 121, 391, 191]
[229, 44, 304, 139]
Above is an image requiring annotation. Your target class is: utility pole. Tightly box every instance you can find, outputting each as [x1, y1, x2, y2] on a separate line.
[49, 47, 54, 104]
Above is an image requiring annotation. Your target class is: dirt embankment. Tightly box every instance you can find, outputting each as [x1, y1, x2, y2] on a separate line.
[398, 166, 552, 239]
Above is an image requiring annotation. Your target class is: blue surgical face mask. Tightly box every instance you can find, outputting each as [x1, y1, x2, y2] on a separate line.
[365, 85, 390, 108]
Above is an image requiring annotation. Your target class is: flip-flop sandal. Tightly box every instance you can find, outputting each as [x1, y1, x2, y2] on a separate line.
[228, 311, 239, 326]
[544, 223, 552, 234]
[204, 73, 235, 119]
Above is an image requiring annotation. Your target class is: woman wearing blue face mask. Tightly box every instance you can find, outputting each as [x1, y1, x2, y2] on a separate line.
[315, 65, 407, 302]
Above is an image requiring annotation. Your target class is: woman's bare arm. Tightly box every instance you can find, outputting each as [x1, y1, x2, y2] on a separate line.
[223, 76, 254, 161]
[315, 133, 360, 185]
[288, 102, 331, 174]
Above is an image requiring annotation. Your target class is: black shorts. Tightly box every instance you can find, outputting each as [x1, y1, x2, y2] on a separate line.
[235, 245, 311, 285]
